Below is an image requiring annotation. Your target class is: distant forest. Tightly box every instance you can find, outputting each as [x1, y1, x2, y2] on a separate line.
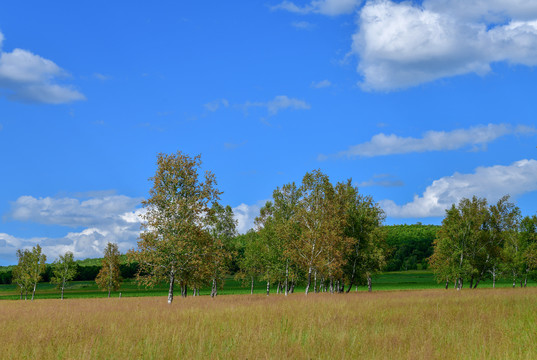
[384, 224, 439, 271]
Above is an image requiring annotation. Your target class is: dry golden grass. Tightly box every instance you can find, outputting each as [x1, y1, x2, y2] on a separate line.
[2, 288, 537, 359]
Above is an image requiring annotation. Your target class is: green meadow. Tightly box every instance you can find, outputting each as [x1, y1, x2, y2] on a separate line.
[0, 270, 533, 300]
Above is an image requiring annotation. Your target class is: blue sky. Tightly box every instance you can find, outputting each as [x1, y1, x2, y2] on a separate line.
[1, 0, 537, 265]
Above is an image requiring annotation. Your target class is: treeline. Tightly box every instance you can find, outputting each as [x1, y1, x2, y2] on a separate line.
[127, 152, 390, 304]
[0, 257, 138, 284]
[0, 224, 437, 285]
[7, 151, 535, 301]
[9, 243, 126, 300]
[430, 196, 537, 289]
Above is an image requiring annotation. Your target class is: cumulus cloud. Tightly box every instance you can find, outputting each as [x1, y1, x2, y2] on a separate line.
[0, 233, 26, 254]
[353, 0, 537, 90]
[9, 195, 143, 227]
[0, 31, 85, 103]
[381, 159, 537, 218]
[1, 194, 144, 264]
[1, 193, 268, 263]
[273, 0, 362, 16]
[423, 0, 537, 22]
[322, 124, 535, 159]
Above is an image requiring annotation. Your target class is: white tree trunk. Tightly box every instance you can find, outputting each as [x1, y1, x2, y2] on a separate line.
[167, 271, 175, 304]
[266, 280, 270, 296]
[251, 276, 254, 295]
[211, 278, 217, 298]
[305, 266, 312, 295]
[284, 262, 289, 296]
[456, 278, 462, 290]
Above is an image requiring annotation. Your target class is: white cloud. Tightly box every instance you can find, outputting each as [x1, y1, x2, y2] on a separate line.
[232, 200, 267, 233]
[93, 73, 109, 81]
[0, 31, 84, 103]
[204, 98, 229, 112]
[381, 159, 537, 218]
[353, 0, 537, 90]
[224, 140, 247, 150]
[1, 194, 267, 263]
[311, 79, 332, 88]
[423, 0, 537, 23]
[1, 194, 144, 263]
[0, 233, 25, 252]
[242, 95, 311, 117]
[273, 0, 362, 16]
[266, 95, 310, 115]
[323, 124, 535, 159]
[292, 21, 315, 30]
[9, 195, 143, 227]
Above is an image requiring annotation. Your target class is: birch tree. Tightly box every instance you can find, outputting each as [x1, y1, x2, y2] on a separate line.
[51, 251, 78, 300]
[430, 195, 520, 289]
[25, 245, 47, 300]
[291, 170, 340, 295]
[95, 242, 122, 298]
[236, 230, 264, 294]
[517, 215, 537, 286]
[337, 180, 386, 293]
[269, 183, 301, 295]
[254, 201, 280, 295]
[208, 204, 237, 297]
[431, 197, 488, 290]
[130, 151, 221, 304]
[13, 249, 33, 300]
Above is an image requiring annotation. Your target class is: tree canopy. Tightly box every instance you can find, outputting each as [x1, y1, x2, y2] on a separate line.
[129, 151, 221, 304]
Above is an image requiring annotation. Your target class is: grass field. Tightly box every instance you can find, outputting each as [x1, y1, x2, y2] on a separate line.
[0, 270, 533, 300]
[1, 287, 536, 359]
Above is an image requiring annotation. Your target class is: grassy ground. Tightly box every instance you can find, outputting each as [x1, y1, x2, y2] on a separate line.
[1, 287, 536, 359]
[0, 270, 533, 300]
